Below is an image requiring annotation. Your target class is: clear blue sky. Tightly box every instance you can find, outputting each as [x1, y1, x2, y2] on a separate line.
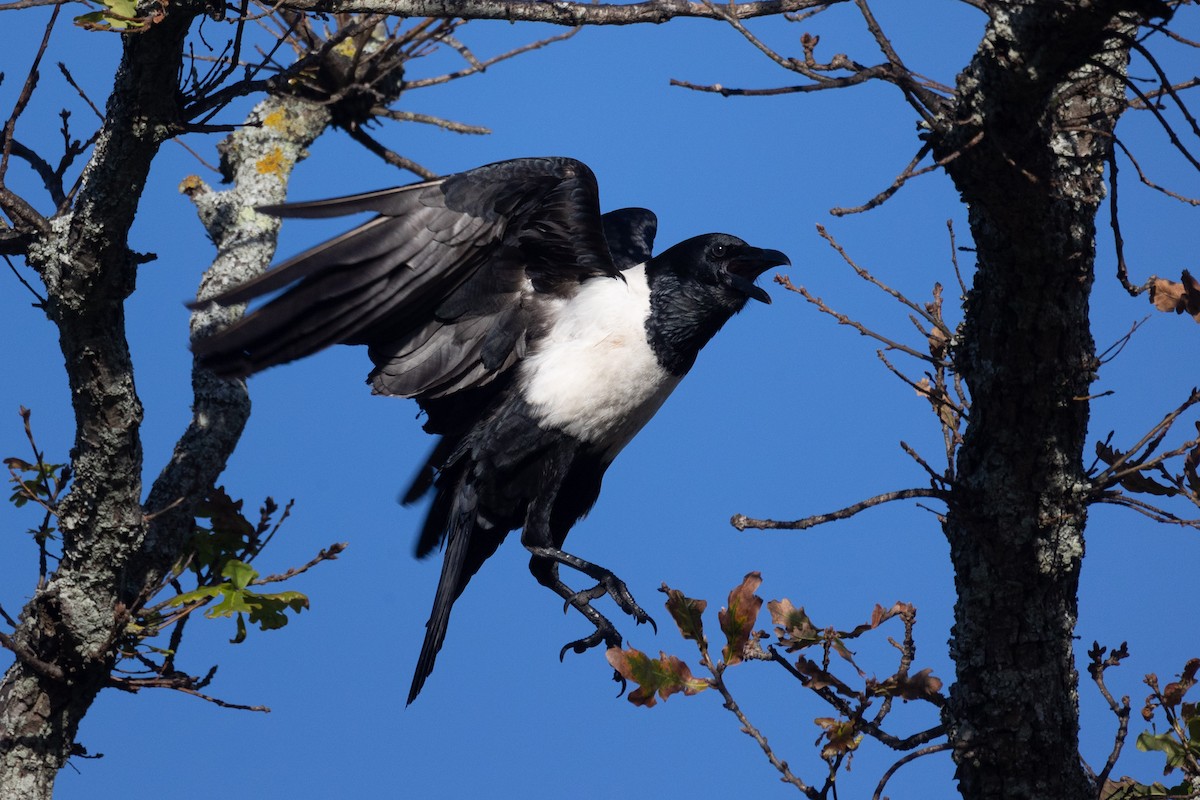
[2, 5, 1198, 798]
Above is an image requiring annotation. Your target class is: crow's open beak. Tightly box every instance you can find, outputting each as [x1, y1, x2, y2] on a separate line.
[729, 246, 790, 304]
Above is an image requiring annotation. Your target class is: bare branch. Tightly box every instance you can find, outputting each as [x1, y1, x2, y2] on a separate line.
[1129, 38, 1200, 142]
[830, 131, 983, 216]
[275, 0, 831, 25]
[1112, 135, 1200, 206]
[0, 5, 56, 179]
[779, 275, 937, 363]
[251, 542, 347, 585]
[716, 677, 818, 797]
[346, 125, 437, 178]
[1097, 316, 1150, 364]
[401, 26, 579, 89]
[57, 62, 104, 122]
[945, 219, 968, 298]
[0, 0, 67, 11]
[378, 108, 490, 134]
[731, 488, 946, 531]
[0, 6, 56, 238]
[1108, 138, 1142, 298]
[872, 743, 953, 800]
[0, 630, 65, 682]
[108, 670, 270, 712]
[669, 77, 862, 96]
[848, 0, 948, 120]
[1094, 491, 1200, 527]
[1097, 58, 1200, 173]
[815, 224, 948, 332]
[1086, 641, 1132, 791]
[1091, 388, 1200, 489]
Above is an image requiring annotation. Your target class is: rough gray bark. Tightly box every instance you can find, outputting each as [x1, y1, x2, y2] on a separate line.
[929, 4, 1154, 798]
[0, 10, 199, 795]
[271, 0, 825, 24]
[0, 10, 332, 796]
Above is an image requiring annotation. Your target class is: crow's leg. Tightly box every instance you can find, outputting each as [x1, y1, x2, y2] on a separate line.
[520, 445, 655, 659]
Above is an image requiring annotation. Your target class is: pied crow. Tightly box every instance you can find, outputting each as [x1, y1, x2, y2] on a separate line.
[190, 157, 789, 703]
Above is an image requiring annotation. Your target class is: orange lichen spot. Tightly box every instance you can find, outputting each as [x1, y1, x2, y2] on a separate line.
[178, 174, 206, 196]
[262, 108, 288, 131]
[256, 147, 288, 176]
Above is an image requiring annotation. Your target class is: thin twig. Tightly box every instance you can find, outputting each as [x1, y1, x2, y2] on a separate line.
[401, 27, 579, 90]
[899, 440, 946, 485]
[378, 108, 490, 134]
[0, 0, 66, 11]
[731, 488, 946, 531]
[1094, 491, 1200, 527]
[831, 131, 983, 216]
[1088, 642, 1132, 790]
[711, 666, 819, 797]
[108, 674, 270, 712]
[1091, 388, 1200, 489]
[1129, 39, 1200, 142]
[56, 62, 104, 121]
[252, 542, 347, 585]
[0, 4, 59, 184]
[816, 225, 948, 331]
[4, 253, 47, 304]
[1111, 135, 1200, 207]
[871, 743, 953, 800]
[779, 276, 937, 364]
[346, 126, 436, 179]
[945, 219, 968, 298]
[1097, 316, 1150, 364]
[0, 629, 66, 681]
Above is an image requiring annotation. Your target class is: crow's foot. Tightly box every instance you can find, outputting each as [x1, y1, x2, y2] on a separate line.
[525, 544, 657, 633]
[557, 617, 623, 661]
[565, 573, 657, 634]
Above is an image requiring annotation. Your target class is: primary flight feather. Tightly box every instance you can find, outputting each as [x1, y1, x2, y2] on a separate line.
[191, 157, 789, 703]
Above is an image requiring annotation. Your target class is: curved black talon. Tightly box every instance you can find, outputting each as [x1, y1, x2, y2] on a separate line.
[558, 626, 620, 661]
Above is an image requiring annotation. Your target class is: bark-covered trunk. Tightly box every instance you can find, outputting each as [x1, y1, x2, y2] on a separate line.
[0, 7, 331, 795]
[933, 4, 1149, 798]
[0, 12, 196, 795]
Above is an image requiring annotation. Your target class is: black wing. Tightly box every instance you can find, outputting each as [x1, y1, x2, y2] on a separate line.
[191, 157, 655, 417]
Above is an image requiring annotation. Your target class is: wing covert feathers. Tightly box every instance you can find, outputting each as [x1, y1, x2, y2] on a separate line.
[191, 157, 636, 405]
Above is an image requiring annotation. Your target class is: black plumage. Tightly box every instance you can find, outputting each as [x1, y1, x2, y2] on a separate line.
[191, 157, 789, 703]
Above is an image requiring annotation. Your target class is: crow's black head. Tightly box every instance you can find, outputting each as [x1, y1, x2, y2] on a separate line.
[655, 233, 790, 308]
[645, 233, 790, 375]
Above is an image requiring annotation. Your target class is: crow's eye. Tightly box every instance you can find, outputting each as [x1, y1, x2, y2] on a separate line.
[712, 243, 728, 258]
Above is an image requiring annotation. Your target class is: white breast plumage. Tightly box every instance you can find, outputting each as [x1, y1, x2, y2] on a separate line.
[521, 264, 681, 454]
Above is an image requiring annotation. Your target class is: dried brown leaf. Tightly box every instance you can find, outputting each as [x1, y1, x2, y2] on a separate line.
[1185, 424, 1200, 497]
[928, 325, 948, 360]
[1162, 658, 1200, 709]
[1150, 271, 1200, 321]
[874, 668, 945, 702]
[606, 646, 711, 707]
[813, 716, 861, 759]
[662, 585, 707, 643]
[719, 572, 763, 666]
[768, 598, 820, 652]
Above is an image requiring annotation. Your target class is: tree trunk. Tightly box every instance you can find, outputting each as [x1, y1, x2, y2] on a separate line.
[0, 12, 196, 796]
[0, 8, 333, 795]
[934, 4, 1148, 798]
